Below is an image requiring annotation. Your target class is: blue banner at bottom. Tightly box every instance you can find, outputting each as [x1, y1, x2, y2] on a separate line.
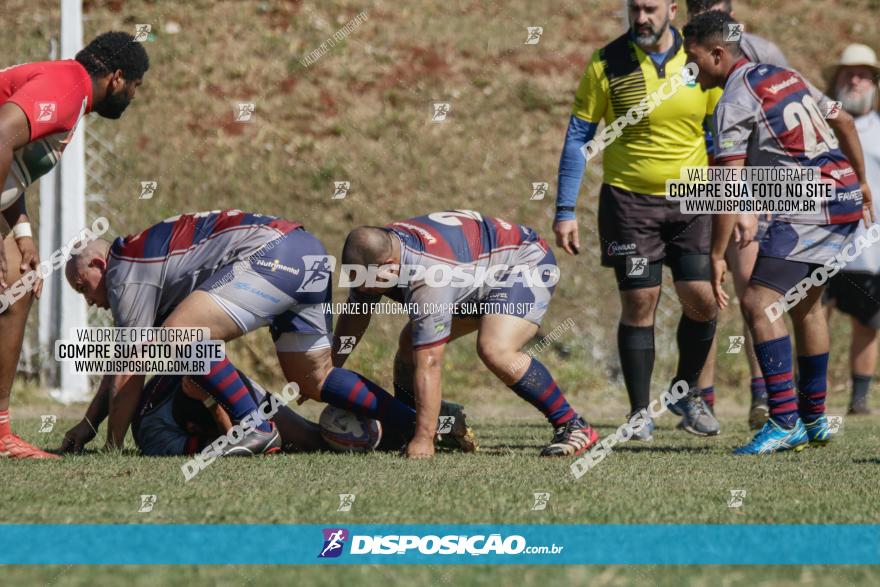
[1, 524, 878, 565]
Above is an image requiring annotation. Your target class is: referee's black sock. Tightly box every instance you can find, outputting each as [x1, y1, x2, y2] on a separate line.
[674, 314, 717, 393]
[618, 323, 655, 413]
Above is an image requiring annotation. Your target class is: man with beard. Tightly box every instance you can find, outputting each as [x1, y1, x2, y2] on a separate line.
[554, 0, 720, 440]
[822, 44, 880, 415]
[0, 32, 149, 458]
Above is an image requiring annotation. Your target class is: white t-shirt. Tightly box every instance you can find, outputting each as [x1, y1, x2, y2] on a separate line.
[840, 111, 880, 274]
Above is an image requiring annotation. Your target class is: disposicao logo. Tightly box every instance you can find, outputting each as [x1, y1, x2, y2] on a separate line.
[319, 528, 349, 558]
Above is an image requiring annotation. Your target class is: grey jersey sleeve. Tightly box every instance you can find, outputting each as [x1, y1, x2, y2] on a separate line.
[110, 282, 162, 328]
[740, 33, 789, 68]
[713, 97, 760, 162]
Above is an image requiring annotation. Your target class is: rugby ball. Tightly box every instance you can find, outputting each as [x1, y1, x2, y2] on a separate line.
[319, 405, 382, 452]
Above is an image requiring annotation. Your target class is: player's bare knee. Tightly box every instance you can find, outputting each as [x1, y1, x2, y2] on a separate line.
[620, 290, 658, 324]
[476, 339, 513, 372]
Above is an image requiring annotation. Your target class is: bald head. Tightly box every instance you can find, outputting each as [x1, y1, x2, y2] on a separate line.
[66, 238, 112, 309]
[342, 226, 395, 267]
[67, 238, 110, 275]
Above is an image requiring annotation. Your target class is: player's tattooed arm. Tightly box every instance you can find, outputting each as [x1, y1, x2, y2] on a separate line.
[407, 343, 445, 459]
[105, 373, 146, 450]
[826, 110, 876, 226]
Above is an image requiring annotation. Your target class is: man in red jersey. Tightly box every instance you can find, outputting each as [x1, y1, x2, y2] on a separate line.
[0, 31, 149, 458]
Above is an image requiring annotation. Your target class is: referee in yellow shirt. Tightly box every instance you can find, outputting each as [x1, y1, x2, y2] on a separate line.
[553, 0, 719, 439]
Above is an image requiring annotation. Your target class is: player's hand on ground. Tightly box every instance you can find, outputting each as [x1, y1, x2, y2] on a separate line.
[553, 219, 580, 255]
[733, 214, 758, 248]
[405, 435, 435, 459]
[711, 255, 730, 310]
[16, 236, 42, 297]
[60, 419, 97, 453]
[862, 182, 875, 227]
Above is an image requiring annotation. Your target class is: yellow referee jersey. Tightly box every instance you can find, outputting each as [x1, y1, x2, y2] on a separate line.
[572, 28, 721, 196]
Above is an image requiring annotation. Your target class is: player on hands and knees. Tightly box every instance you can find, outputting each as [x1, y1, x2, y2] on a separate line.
[686, 0, 791, 430]
[0, 31, 148, 458]
[334, 210, 599, 458]
[554, 0, 720, 440]
[61, 210, 425, 456]
[684, 12, 874, 453]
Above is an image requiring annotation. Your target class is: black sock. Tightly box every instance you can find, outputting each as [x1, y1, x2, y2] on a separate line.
[618, 323, 655, 412]
[852, 374, 872, 404]
[674, 315, 717, 391]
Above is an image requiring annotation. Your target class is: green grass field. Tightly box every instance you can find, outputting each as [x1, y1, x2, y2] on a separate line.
[3, 406, 880, 584]
[3, 0, 880, 583]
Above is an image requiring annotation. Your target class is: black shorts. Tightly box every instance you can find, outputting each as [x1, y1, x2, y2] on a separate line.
[598, 183, 711, 289]
[825, 271, 880, 329]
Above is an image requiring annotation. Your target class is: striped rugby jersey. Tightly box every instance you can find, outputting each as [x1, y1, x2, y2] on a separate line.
[713, 59, 863, 225]
[350, 210, 551, 348]
[106, 210, 301, 327]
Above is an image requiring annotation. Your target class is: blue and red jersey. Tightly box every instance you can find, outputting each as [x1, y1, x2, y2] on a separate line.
[107, 210, 301, 327]
[714, 60, 863, 225]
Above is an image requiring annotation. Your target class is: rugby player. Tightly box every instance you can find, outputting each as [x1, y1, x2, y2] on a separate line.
[684, 12, 874, 453]
[821, 44, 880, 415]
[686, 0, 790, 428]
[333, 210, 599, 458]
[0, 32, 149, 458]
[62, 209, 455, 456]
[62, 370, 327, 456]
[553, 0, 720, 440]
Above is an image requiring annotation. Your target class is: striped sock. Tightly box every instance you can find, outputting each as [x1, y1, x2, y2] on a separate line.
[0, 409, 9, 437]
[754, 336, 798, 428]
[509, 359, 577, 427]
[701, 386, 715, 408]
[750, 377, 767, 401]
[193, 358, 271, 432]
[797, 353, 828, 423]
[321, 368, 416, 436]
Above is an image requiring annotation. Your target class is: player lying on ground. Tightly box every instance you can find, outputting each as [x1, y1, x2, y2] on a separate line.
[687, 0, 791, 430]
[62, 369, 327, 455]
[333, 209, 599, 458]
[63, 209, 471, 456]
[684, 12, 874, 454]
[0, 32, 148, 458]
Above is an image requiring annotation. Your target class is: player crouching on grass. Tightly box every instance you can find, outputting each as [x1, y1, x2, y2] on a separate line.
[61, 209, 470, 456]
[684, 12, 874, 453]
[333, 210, 599, 458]
[62, 369, 327, 456]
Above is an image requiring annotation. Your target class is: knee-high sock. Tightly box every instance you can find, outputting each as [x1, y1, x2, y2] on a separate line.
[193, 358, 271, 432]
[797, 353, 828, 423]
[617, 323, 654, 412]
[675, 315, 716, 390]
[750, 377, 767, 401]
[321, 367, 416, 437]
[851, 374, 871, 405]
[754, 336, 798, 428]
[509, 358, 577, 427]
